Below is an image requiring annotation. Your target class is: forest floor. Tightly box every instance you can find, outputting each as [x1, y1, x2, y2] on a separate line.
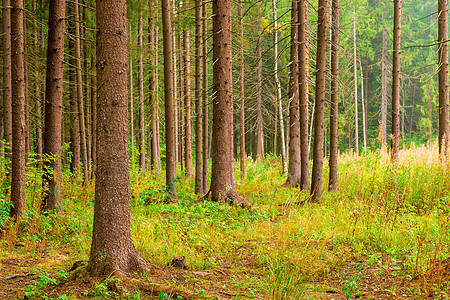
[1, 144, 450, 299]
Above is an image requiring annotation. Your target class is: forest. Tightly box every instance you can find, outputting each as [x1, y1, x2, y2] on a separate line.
[1, 0, 450, 298]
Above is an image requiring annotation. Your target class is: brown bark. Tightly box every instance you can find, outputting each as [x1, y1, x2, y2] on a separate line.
[256, 38, 264, 159]
[311, 0, 328, 201]
[91, 58, 97, 175]
[238, 0, 245, 180]
[138, 14, 146, 173]
[128, 23, 135, 158]
[194, 0, 204, 193]
[208, 0, 251, 208]
[89, 0, 147, 276]
[162, 0, 177, 199]
[3, 0, 12, 165]
[23, 15, 30, 158]
[298, 0, 310, 190]
[177, 33, 183, 169]
[353, 13, 358, 155]
[282, 0, 300, 188]
[428, 66, 433, 141]
[328, 0, 339, 191]
[42, 0, 65, 212]
[10, 0, 26, 218]
[380, 3, 388, 147]
[202, 2, 208, 193]
[391, 0, 401, 164]
[74, 0, 89, 185]
[438, 0, 449, 156]
[184, 28, 193, 178]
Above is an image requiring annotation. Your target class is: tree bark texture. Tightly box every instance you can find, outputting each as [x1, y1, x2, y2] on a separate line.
[311, 0, 327, 201]
[353, 13, 358, 155]
[184, 28, 193, 178]
[202, 2, 209, 193]
[89, 0, 147, 276]
[256, 39, 264, 159]
[162, 0, 177, 199]
[209, 0, 250, 207]
[328, 0, 339, 191]
[238, 0, 245, 180]
[391, 0, 401, 164]
[128, 23, 135, 158]
[138, 14, 146, 173]
[3, 0, 12, 165]
[438, 0, 449, 156]
[298, 0, 310, 190]
[42, 0, 65, 212]
[380, 3, 388, 148]
[195, 0, 204, 193]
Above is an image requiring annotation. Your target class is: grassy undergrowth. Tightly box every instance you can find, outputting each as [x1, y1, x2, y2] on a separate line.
[1, 143, 450, 299]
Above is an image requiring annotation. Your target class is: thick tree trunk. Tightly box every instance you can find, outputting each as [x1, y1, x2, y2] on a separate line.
[391, 0, 401, 164]
[209, 0, 250, 208]
[238, 0, 245, 180]
[138, 14, 146, 173]
[298, 0, 311, 190]
[282, 0, 300, 188]
[328, 0, 339, 192]
[42, 0, 65, 212]
[256, 39, 264, 159]
[10, 0, 26, 218]
[89, 0, 147, 276]
[74, 0, 89, 185]
[3, 0, 12, 165]
[353, 13, 358, 155]
[128, 23, 135, 158]
[162, 0, 177, 199]
[273, 0, 287, 174]
[438, 0, 449, 156]
[202, 2, 209, 193]
[195, 0, 204, 193]
[311, 0, 328, 201]
[184, 28, 193, 178]
[380, 3, 388, 148]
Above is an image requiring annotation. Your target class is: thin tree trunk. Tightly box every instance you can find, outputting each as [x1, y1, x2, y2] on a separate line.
[92, 58, 97, 175]
[438, 0, 449, 156]
[353, 12, 358, 156]
[162, 0, 177, 199]
[391, 0, 401, 164]
[380, 3, 388, 147]
[42, 0, 65, 212]
[138, 13, 146, 174]
[10, 0, 26, 218]
[238, 0, 245, 180]
[328, 0, 339, 192]
[273, 0, 287, 173]
[299, 0, 311, 190]
[184, 28, 193, 178]
[74, 0, 89, 185]
[311, 0, 328, 201]
[23, 14, 30, 158]
[129, 23, 135, 158]
[195, 0, 204, 193]
[360, 59, 366, 151]
[282, 0, 300, 188]
[256, 38, 264, 159]
[202, 2, 209, 193]
[3, 0, 12, 166]
[89, 0, 147, 275]
[429, 66, 433, 141]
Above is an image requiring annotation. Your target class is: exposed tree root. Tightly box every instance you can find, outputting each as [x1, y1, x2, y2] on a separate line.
[129, 279, 216, 299]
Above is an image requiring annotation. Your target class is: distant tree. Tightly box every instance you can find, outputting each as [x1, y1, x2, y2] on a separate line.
[162, 0, 177, 199]
[256, 25, 264, 160]
[438, 0, 449, 156]
[3, 0, 12, 165]
[184, 26, 193, 178]
[380, 2, 388, 147]
[202, 2, 209, 193]
[10, 0, 26, 218]
[391, 0, 401, 163]
[42, 0, 65, 212]
[208, 0, 251, 207]
[311, 0, 328, 201]
[238, 0, 246, 180]
[138, 13, 146, 173]
[89, 0, 147, 276]
[329, 0, 339, 191]
[128, 23, 135, 158]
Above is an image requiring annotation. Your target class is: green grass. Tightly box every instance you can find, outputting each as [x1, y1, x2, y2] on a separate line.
[0, 144, 449, 299]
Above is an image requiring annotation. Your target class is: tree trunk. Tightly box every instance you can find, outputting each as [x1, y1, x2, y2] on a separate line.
[195, 0, 204, 193]
[128, 23, 135, 158]
[74, 0, 89, 186]
[10, 0, 26, 218]
[353, 13, 358, 155]
[298, 0, 311, 190]
[209, 0, 250, 208]
[42, 0, 65, 212]
[202, 2, 209, 193]
[360, 59, 367, 151]
[138, 13, 146, 174]
[184, 28, 193, 178]
[282, 0, 300, 187]
[328, 0, 339, 192]
[162, 0, 177, 199]
[273, 0, 287, 174]
[238, 0, 245, 180]
[89, 0, 147, 276]
[92, 58, 97, 175]
[256, 38, 264, 159]
[380, 3, 388, 147]
[3, 0, 12, 166]
[438, 0, 449, 156]
[311, 0, 328, 201]
[391, 0, 401, 164]
[429, 66, 433, 141]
